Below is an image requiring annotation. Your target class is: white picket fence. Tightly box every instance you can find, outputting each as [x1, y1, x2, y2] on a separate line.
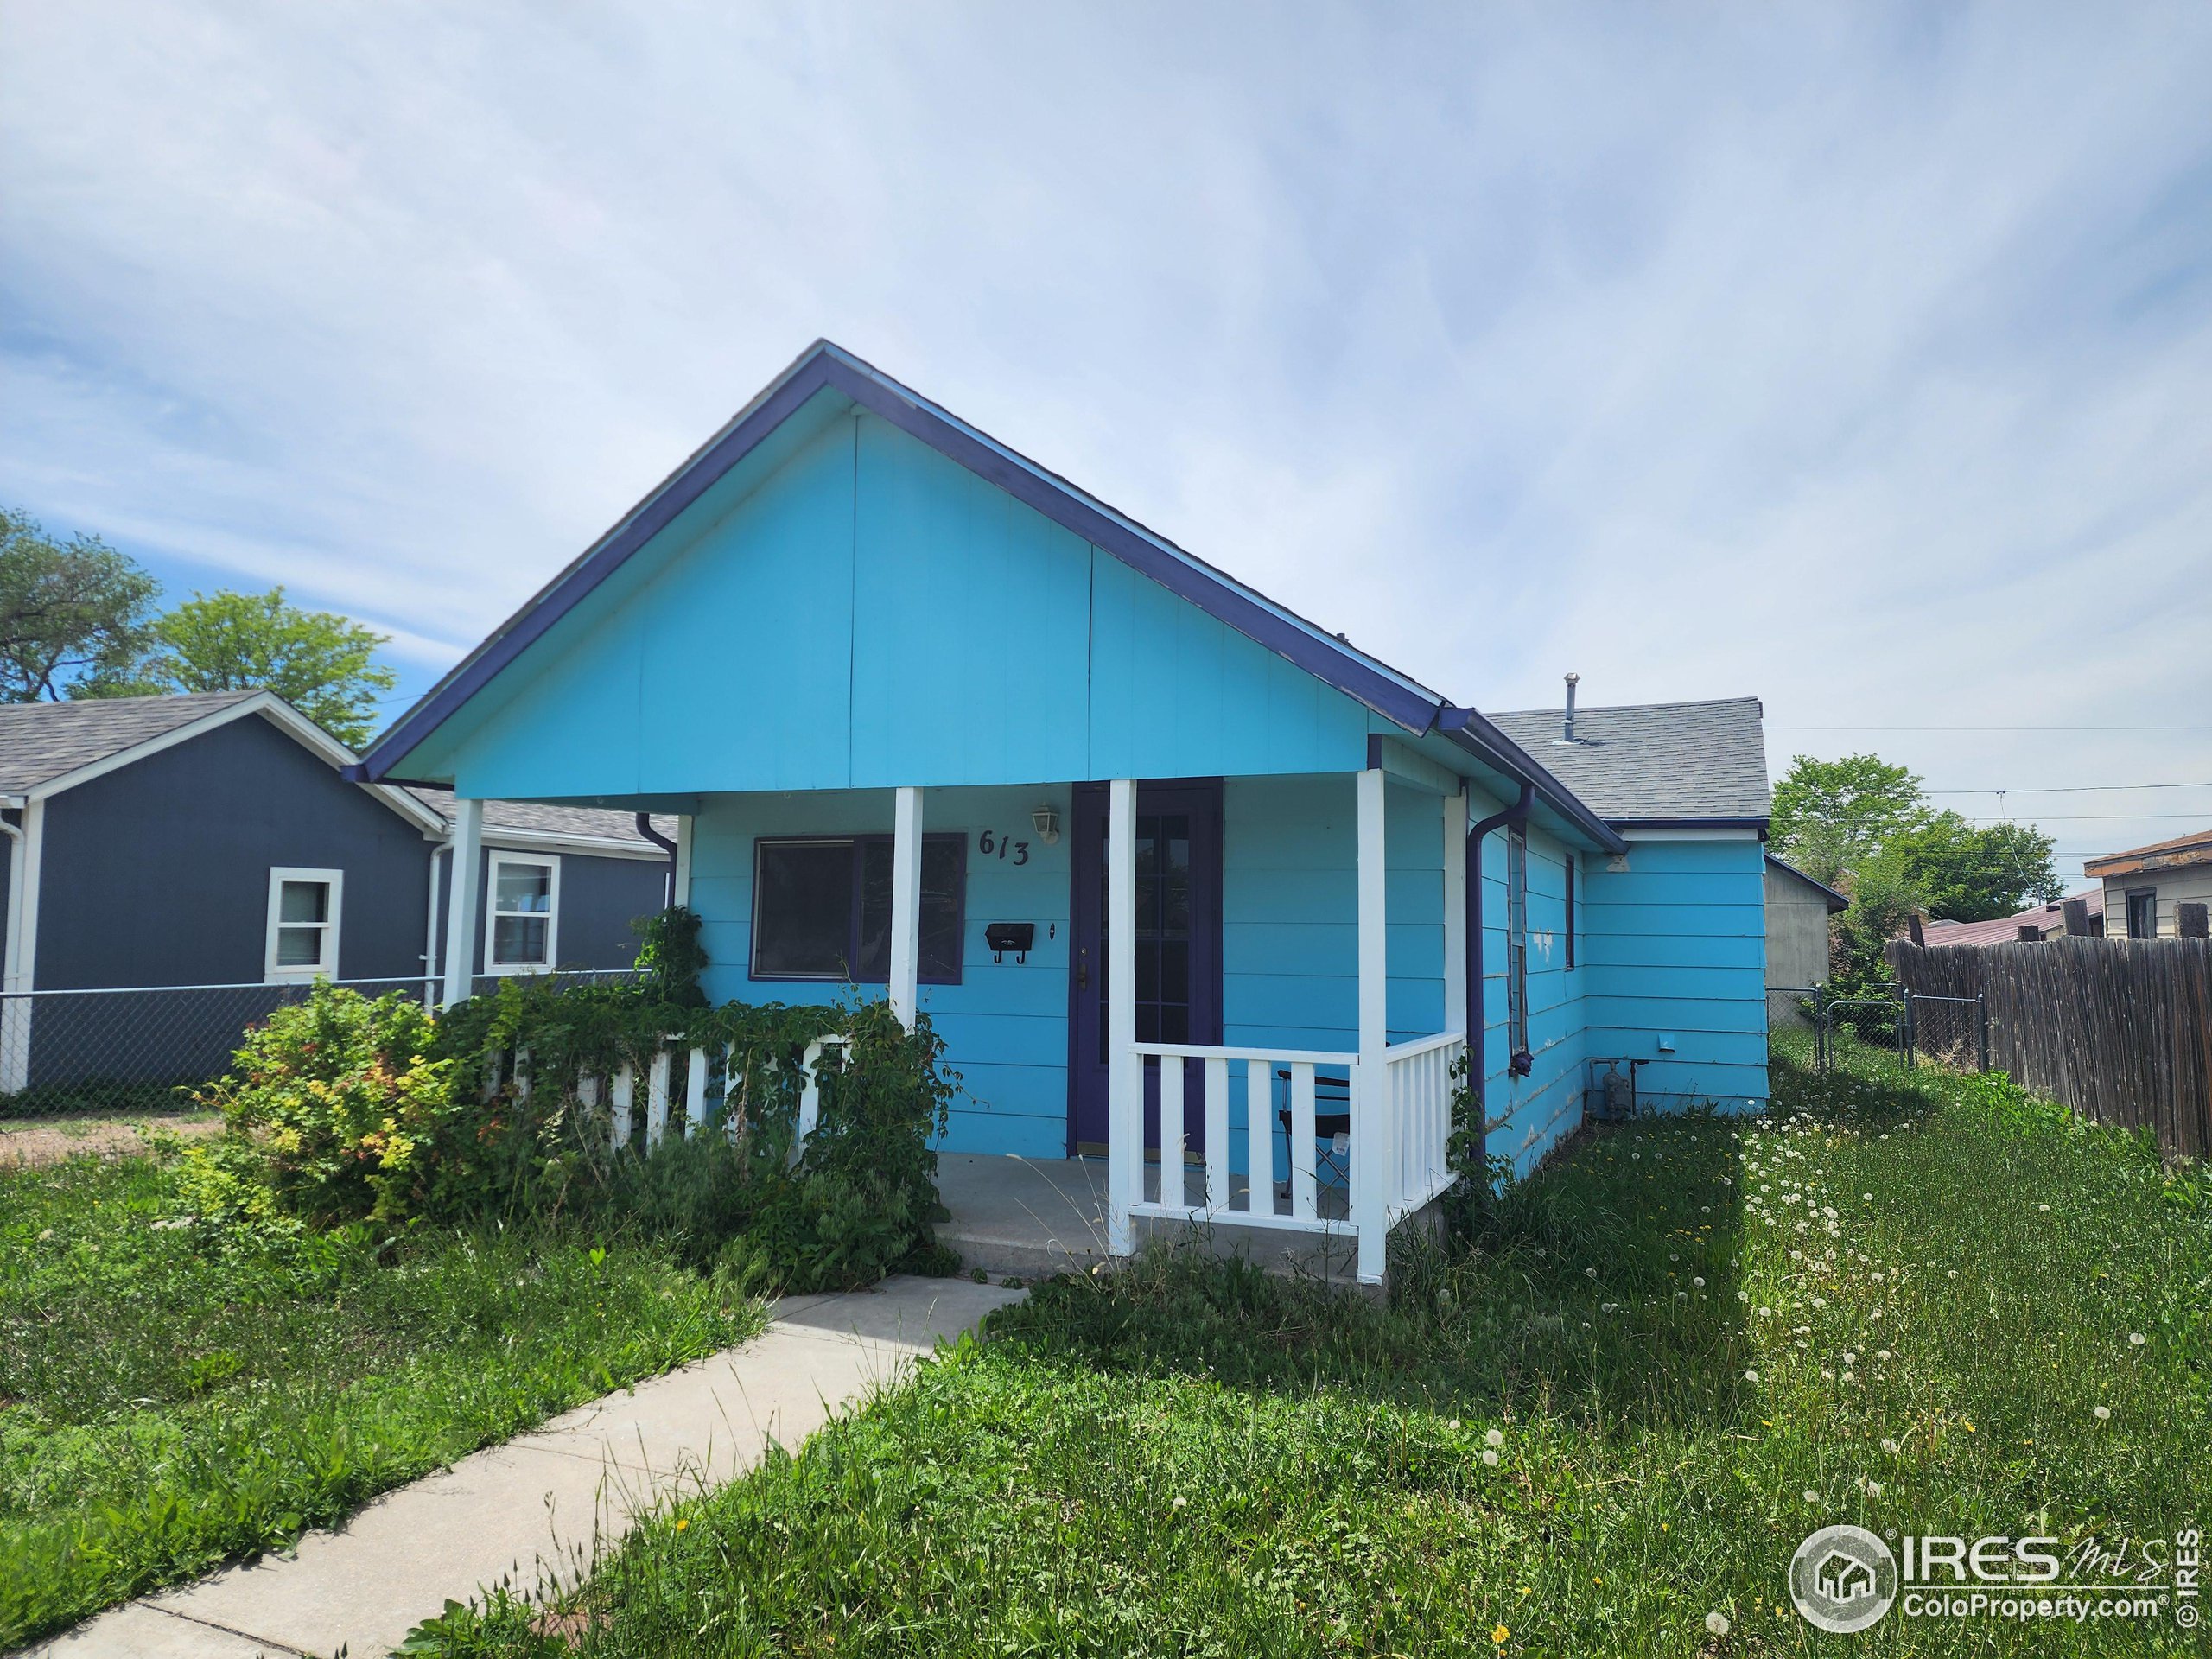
[499, 1033, 848, 1153]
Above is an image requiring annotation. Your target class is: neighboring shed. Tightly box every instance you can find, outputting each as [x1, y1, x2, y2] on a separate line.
[1762, 855, 1847, 1022]
[2085, 830, 2212, 940]
[1489, 692, 1774, 1110]
[0, 692, 671, 1096]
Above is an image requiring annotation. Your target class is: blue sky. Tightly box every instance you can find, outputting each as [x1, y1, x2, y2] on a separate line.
[3, 4, 2209, 881]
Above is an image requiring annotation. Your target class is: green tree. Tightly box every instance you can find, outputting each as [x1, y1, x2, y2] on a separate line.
[1894, 811, 2063, 922]
[0, 507, 160, 701]
[82, 588, 398, 747]
[1828, 842, 1929, 1001]
[1770, 753, 1929, 876]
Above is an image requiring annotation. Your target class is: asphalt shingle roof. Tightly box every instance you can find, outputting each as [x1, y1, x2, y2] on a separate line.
[410, 791, 674, 849]
[1485, 696, 1770, 823]
[0, 691, 263, 796]
[0, 692, 666, 851]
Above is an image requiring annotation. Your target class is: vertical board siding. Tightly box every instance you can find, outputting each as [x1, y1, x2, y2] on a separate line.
[1580, 837, 1770, 1113]
[445, 412, 1373, 801]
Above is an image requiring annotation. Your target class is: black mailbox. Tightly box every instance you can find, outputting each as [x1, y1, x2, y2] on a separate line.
[984, 922, 1036, 963]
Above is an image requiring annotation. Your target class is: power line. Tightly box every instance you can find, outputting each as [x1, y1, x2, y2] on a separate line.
[1770, 723, 2212, 732]
[1928, 781, 2212, 795]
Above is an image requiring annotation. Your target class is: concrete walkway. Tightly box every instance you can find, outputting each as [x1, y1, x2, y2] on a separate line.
[27, 1276, 1023, 1659]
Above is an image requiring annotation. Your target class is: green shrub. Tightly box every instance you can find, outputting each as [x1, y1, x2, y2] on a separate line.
[181, 984, 454, 1228]
[184, 976, 960, 1291]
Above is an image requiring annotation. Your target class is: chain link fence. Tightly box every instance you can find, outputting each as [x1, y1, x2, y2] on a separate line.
[1772, 984, 1990, 1077]
[0, 971, 639, 1123]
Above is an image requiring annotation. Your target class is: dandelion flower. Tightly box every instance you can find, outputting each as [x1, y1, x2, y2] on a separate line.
[1877, 1349, 1891, 1362]
[2037, 1204, 2050, 1212]
[2129, 1332, 2146, 1347]
[1706, 1611, 1732, 1637]
[1802, 1488, 1820, 1504]
[2094, 1406, 2111, 1421]
[1491, 1625, 1510, 1645]
[1866, 1480, 1883, 1497]
[1447, 1419, 1461, 1431]
[1483, 1448, 1501, 1467]
[1693, 1276, 1706, 1288]
[1881, 1438, 1899, 1455]
[1585, 1267, 1599, 1279]
[1485, 1427, 1505, 1447]
[676, 1517, 690, 1531]
[1744, 1369, 1760, 1382]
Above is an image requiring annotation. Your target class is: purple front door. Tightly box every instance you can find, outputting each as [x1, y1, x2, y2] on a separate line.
[1067, 780, 1223, 1156]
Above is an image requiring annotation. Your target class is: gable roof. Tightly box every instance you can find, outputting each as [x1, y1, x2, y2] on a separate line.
[0, 690, 263, 796]
[1923, 888, 2105, 946]
[353, 340, 1628, 856]
[1484, 697, 1770, 824]
[0, 692, 669, 854]
[2083, 828, 2212, 879]
[0, 691, 448, 835]
[1765, 853, 1849, 912]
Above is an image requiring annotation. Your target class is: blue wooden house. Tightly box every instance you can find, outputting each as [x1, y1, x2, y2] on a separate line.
[353, 342, 1772, 1283]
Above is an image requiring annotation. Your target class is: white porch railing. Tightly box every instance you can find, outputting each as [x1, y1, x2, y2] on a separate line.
[1120, 1029, 1464, 1279]
[1380, 1029, 1464, 1218]
[505, 1033, 848, 1154]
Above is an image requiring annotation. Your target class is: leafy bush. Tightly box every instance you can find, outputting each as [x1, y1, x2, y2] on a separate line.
[186, 976, 958, 1291]
[181, 984, 454, 1229]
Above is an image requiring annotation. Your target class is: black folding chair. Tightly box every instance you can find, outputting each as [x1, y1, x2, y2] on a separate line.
[1275, 1066, 1352, 1192]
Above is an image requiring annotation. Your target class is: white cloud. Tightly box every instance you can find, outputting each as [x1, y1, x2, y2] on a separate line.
[2, 2, 2208, 872]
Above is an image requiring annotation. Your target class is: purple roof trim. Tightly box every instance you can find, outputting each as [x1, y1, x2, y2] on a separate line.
[353, 340, 1626, 856]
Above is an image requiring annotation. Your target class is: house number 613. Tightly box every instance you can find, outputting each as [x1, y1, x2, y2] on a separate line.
[977, 830, 1030, 865]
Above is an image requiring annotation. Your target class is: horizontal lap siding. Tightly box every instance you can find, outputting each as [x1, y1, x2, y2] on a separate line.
[689, 785, 1076, 1156]
[1582, 838, 1769, 1113]
[1484, 821, 1588, 1178]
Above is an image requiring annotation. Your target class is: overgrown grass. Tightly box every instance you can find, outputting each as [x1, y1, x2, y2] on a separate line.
[0, 1145, 769, 1646]
[429, 1036, 2211, 1656]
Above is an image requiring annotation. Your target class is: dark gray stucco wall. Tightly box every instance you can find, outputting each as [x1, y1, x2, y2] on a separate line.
[35, 713, 435, 990]
[430, 844, 668, 978]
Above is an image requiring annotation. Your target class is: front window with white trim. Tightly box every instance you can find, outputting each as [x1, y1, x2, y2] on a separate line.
[486, 853, 561, 973]
[265, 868, 342, 982]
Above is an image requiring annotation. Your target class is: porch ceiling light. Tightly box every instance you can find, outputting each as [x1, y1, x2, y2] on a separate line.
[1032, 804, 1061, 845]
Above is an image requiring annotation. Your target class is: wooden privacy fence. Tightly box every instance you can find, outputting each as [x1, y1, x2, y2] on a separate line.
[1887, 938, 2212, 1160]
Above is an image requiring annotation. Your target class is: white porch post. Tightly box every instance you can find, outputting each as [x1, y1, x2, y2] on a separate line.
[1, 799, 45, 1093]
[1106, 777, 1138, 1256]
[441, 796, 484, 1008]
[1443, 785, 1468, 1034]
[888, 786, 922, 1028]
[1355, 765, 1391, 1283]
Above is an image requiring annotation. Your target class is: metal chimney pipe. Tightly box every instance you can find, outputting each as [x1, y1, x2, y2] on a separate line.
[1563, 672, 1580, 742]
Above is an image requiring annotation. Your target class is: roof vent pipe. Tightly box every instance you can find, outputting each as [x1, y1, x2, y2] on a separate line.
[1562, 672, 1580, 743]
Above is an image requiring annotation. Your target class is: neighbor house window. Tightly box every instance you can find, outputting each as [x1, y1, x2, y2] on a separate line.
[265, 868, 342, 982]
[751, 836, 964, 982]
[2126, 888, 2158, 940]
[1505, 827, 1529, 1060]
[486, 853, 561, 973]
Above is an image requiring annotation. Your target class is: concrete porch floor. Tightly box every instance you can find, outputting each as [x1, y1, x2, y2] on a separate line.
[933, 1154, 1356, 1281]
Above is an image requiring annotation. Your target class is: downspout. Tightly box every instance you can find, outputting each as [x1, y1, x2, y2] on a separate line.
[1465, 780, 1534, 1122]
[635, 813, 678, 909]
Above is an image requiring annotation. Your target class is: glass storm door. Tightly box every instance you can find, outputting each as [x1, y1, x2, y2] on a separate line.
[1067, 781, 1222, 1157]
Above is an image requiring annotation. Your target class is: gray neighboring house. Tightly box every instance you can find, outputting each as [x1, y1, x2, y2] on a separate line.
[0, 691, 671, 1094]
[1764, 855, 1848, 1019]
